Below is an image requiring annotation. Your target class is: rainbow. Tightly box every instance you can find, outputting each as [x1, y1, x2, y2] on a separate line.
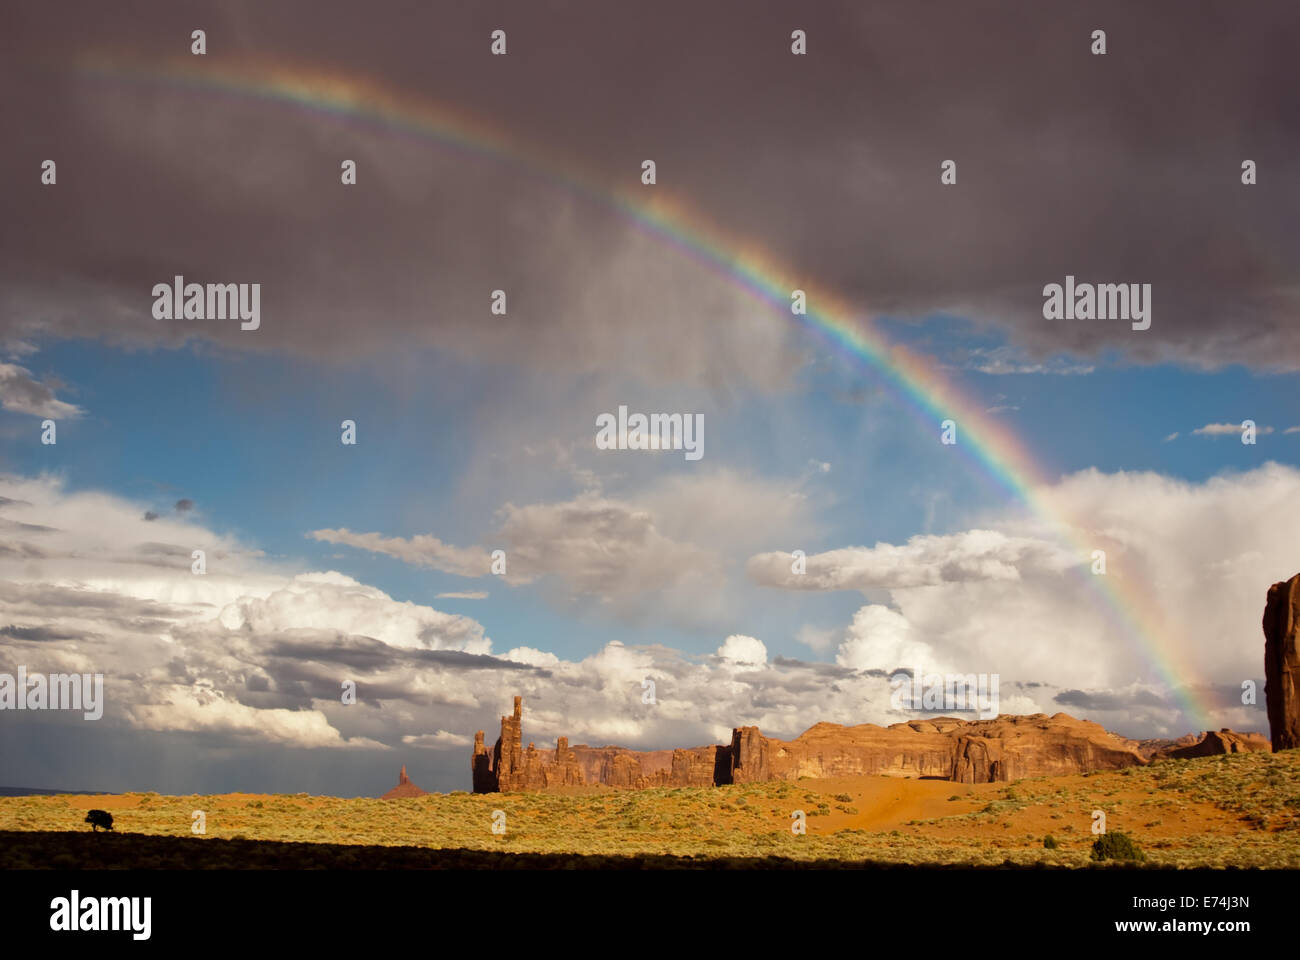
[72, 52, 1212, 729]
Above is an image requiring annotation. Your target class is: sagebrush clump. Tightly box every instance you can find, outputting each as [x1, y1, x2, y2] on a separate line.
[1091, 831, 1144, 862]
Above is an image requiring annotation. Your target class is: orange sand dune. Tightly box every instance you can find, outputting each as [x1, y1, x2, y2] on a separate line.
[757, 776, 991, 833]
[763, 768, 1260, 846]
[63, 794, 142, 811]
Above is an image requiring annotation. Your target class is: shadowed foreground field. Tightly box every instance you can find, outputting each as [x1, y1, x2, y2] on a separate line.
[2, 750, 1297, 869]
[0, 831, 1145, 870]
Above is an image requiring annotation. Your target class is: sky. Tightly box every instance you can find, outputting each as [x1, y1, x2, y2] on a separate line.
[2, 1, 1299, 795]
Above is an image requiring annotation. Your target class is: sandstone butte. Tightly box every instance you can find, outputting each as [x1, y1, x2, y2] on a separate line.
[441, 573, 1299, 795]
[465, 695, 1269, 793]
[1264, 571, 1300, 751]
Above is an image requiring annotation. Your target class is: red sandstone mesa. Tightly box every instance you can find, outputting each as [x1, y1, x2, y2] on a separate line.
[1264, 572, 1300, 751]
[468, 696, 1268, 793]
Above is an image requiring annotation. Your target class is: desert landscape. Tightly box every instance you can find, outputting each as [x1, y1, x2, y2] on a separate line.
[4, 4, 1298, 946]
[1, 746, 1297, 869]
[1, 571, 1295, 870]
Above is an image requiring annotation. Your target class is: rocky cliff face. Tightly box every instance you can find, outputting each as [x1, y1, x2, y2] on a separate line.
[471, 731, 495, 792]
[1264, 572, 1300, 751]
[1141, 729, 1271, 760]
[472, 697, 589, 791]
[470, 696, 1269, 792]
[728, 714, 1150, 784]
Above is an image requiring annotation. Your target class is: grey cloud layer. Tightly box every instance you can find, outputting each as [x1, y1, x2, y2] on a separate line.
[748, 531, 1077, 591]
[3, 0, 1299, 379]
[0, 473, 980, 770]
[310, 469, 815, 622]
[1, 464, 1286, 793]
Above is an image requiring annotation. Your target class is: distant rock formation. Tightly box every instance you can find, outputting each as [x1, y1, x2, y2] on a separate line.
[473, 697, 587, 791]
[1264, 572, 1300, 751]
[1140, 729, 1271, 760]
[726, 714, 1150, 784]
[469, 696, 1268, 792]
[381, 765, 428, 799]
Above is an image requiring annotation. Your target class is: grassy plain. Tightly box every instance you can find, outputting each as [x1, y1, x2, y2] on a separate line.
[2, 749, 1296, 868]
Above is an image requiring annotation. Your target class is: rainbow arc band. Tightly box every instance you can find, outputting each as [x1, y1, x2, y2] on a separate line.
[73, 51, 1208, 729]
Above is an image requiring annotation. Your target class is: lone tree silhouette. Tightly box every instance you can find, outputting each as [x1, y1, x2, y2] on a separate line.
[84, 809, 114, 832]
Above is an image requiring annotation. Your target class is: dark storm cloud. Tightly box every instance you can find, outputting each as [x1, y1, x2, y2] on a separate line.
[265, 633, 543, 675]
[1177, 680, 1269, 715]
[105, 616, 183, 635]
[0, 542, 49, 560]
[2, 1, 1297, 379]
[0, 624, 87, 642]
[133, 541, 195, 559]
[0, 580, 197, 620]
[0, 517, 56, 534]
[1055, 687, 1171, 712]
[122, 542, 248, 570]
[162, 629, 555, 711]
[4, 532, 233, 570]
[771, 655, 862, 680]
